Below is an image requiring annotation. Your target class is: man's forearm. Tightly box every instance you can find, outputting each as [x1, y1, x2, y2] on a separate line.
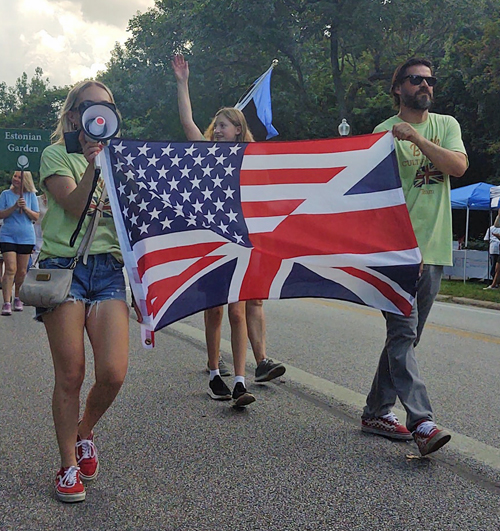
[413, 135, 467, 177]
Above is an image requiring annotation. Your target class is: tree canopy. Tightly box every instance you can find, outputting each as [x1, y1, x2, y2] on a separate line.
[1, 0, 499, 190]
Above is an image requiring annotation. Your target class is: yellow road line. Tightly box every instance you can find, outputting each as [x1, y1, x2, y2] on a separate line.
[305, 298, 500, 345]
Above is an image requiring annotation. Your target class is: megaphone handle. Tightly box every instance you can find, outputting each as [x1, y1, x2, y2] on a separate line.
[94, 149, 104, 171]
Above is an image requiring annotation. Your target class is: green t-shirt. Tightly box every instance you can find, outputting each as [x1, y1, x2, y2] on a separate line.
[374, 113, 467, 266]
[39, 143, 121, 260]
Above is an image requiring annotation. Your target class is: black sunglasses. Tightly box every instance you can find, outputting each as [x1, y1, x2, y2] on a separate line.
[402, 74, 437, 87]
[71, 100, 117, 113]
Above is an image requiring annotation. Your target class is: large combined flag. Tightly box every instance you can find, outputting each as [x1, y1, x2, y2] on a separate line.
[234, 61, 279, 141]
[101, 132, 421, 347]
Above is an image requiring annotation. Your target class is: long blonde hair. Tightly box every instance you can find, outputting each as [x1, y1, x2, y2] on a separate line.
[203, 107, 254, 142]
[51, 80, 117, 144]
[12, 171, 36, 193]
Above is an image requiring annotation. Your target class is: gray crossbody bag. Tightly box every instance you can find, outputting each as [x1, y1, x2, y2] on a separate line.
[20, 188, 106, 308]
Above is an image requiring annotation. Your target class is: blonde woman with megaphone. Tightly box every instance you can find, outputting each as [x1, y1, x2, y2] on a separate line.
[38, 81, 129, 504]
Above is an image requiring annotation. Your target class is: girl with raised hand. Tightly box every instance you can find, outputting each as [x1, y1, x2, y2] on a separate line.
[172, 53, 259, 407]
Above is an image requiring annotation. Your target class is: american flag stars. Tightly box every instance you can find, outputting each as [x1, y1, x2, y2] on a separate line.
[108, 140, 253, 248]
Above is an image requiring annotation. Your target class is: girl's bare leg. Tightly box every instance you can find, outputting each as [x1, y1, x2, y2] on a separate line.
[246, 299, 266, 364]
[204, 306, 224, 370]
[227, 302, 247, 376]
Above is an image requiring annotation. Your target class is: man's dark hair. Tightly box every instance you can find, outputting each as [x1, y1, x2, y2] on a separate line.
[390, 58, 434, 107]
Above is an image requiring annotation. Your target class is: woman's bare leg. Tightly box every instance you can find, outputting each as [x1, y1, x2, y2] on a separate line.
[1, 251, 16, 303]
[13, 253, 31, 297]
[43, 301, 87, 468]
[79, 300, 129, 439]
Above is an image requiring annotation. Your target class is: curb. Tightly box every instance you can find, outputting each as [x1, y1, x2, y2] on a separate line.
[436, 294, 500, 311]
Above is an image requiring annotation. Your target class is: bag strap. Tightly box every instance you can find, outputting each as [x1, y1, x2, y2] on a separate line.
[69, 167, 101, 248]
[74, 186, 106, 265]
[35, 169, 104, 270]
[69, 168, 107, 266]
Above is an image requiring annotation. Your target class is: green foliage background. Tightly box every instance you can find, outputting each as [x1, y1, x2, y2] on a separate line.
[1, 0, 499, 195]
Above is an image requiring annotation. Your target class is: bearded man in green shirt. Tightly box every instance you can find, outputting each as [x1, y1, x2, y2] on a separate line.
[361, 58, 468, 456]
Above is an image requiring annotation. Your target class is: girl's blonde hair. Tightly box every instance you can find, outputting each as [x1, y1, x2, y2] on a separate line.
[51, 80, 117, 144]
[12, 171, 36, 193]
[203, 107, 254, 142]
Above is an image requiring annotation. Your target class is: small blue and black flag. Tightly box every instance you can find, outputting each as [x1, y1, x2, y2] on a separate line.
[235, 61, 279, 141]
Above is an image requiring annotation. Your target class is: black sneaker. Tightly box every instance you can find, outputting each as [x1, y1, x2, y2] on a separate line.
[207, 375, 232, 400]
[232, 383, 256, 408]
[255, 358, 286, 383]
[205, 358, 231, 377]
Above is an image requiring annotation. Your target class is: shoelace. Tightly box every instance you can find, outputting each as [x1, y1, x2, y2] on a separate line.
[381, 412, 400, 424]
[59, 466, 80, 487]
[76, 438, 96, 462]
[415, 420, 437, 436]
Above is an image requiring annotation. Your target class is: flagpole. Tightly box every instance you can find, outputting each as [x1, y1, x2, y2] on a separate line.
[234, 59, 278, 110]
[19, 170, 24, 213]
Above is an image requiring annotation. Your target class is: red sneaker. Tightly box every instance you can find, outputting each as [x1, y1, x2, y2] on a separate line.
[55, 466, 85, 503]
[76, 431, 99, 481]
[412, 420, 451, 456]
[361, 412, 413, 440]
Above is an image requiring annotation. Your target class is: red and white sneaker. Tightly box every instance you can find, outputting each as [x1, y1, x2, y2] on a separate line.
[412, 420, 451, 456]
[55, 466, 86, 503]
[76, 431, 99, 481]
[361, 412, 413, 440]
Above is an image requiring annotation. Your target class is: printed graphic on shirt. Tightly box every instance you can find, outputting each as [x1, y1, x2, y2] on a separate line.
[414, 163, 444, 188]
[86, 178, 113, 218]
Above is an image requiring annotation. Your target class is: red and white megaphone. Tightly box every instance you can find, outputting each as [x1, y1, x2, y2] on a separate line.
[81, 102, 120, 142]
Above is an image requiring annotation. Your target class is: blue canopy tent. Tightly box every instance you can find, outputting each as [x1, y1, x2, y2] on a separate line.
[451, 182, 494, 246]
[450, 182, 495, 281]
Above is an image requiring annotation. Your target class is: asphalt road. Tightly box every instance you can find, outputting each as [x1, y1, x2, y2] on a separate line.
[1, 298, 499, 531]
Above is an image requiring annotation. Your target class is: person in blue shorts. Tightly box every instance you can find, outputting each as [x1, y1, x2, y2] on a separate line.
[0, 171, 39, 315]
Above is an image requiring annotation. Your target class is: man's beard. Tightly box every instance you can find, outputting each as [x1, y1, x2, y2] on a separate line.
[401, 90, 433, 110]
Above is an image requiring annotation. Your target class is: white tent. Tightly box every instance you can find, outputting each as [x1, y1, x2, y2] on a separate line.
[490, 185, 500, 209]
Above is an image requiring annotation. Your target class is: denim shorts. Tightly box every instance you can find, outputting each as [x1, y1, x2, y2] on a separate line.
[35, 253, 127, 321]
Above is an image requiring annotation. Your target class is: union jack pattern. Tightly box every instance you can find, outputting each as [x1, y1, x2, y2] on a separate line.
[414, 163, 444, 188]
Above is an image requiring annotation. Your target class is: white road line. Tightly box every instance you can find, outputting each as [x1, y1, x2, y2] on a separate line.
[168, 320, 500, 473]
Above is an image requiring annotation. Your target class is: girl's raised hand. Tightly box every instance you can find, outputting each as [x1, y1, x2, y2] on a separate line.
[172, 54, 189, 82]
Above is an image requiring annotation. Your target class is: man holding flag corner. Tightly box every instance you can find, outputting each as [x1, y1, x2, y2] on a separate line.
[361, 57, 468, 456]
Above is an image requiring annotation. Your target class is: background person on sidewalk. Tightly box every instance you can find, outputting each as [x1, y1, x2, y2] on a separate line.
[485, 212, 500, 289]
[0, 171, 39, 315]
[361, 58, 468, 456]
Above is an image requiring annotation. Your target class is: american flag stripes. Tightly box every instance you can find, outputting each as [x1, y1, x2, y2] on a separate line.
[101, 132, 421, 344]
